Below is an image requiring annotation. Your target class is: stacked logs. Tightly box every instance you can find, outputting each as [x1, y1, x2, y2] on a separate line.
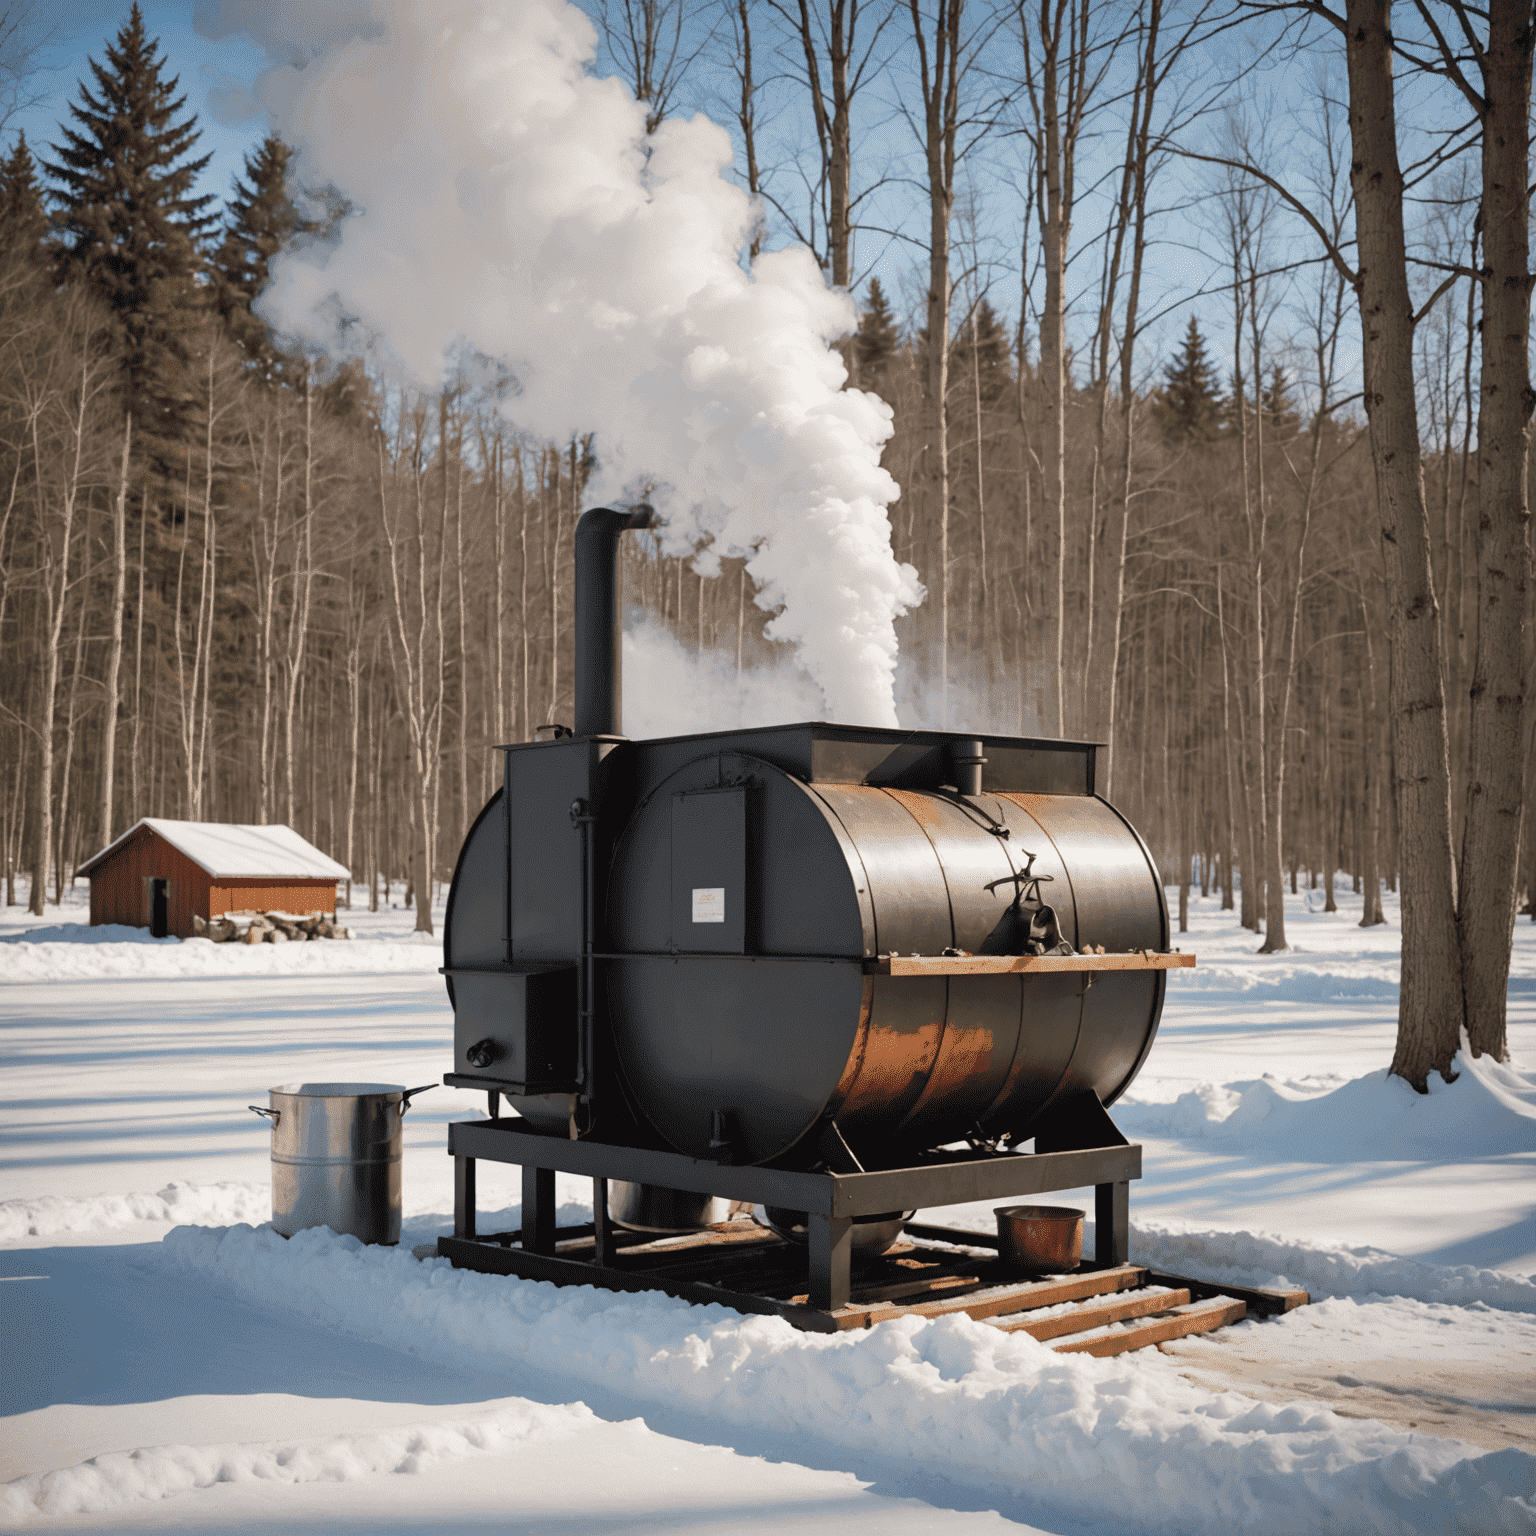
[192, 912, 352, 944]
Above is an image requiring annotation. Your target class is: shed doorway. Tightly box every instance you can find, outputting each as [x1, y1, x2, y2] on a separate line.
[149, 878, 170, 938]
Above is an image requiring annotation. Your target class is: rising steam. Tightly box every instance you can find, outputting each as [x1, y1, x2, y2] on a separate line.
[196, 0, 922, 725]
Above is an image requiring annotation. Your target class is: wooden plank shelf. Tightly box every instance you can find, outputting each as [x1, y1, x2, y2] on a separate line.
[1052, 1296, 1249, 1357]
[866, 951, 1196, 976]
[996, 1285, 1190, 1342]
[434, 1219, 1283, 1355]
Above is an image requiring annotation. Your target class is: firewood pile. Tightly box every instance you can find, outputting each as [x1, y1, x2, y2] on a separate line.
[192, 912, 352, 944]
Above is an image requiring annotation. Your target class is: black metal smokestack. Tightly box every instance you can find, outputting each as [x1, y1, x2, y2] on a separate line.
[574, 504, 654, 738]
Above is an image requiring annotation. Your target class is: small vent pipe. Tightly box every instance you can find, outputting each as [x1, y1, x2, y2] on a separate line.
[574, 504, 654, 738]
[950, 738, 986, 796]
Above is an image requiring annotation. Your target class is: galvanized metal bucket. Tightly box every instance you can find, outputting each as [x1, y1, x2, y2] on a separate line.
[249, 1082, 434, 1245]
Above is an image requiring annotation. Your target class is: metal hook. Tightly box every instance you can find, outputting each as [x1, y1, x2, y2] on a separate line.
[398, 1084, 437, 1116]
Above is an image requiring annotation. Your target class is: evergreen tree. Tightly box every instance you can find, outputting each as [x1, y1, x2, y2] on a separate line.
[44, 3, 216, 433]
[855, 277, 900, 384]
[211, 132, 303, 381]
[1157, 316, 1223, 444]
[0, 132, 47, 260]
[1261, 363, 1300, 438]
[952, 297, 1013, 404]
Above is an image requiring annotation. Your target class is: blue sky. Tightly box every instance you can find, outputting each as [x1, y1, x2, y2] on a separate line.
[7, 0, 1459, 421]
[9, 1, 269, 214]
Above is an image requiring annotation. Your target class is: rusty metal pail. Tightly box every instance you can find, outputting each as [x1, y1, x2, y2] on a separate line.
[996, 1204, 1085, 1274]
[249, 1082, 433, 1245]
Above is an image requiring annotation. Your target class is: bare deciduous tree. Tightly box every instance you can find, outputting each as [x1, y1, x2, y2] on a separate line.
[598, 0, 713, 132]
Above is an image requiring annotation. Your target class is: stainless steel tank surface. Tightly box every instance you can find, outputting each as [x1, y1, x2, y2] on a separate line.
[606, 1181, 748, 1233]
[250, 1082, 433, 1245]
[600, 750, 1166, 1165]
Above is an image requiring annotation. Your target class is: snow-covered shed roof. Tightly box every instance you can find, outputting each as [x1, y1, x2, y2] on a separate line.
[78, 820, 350, 882]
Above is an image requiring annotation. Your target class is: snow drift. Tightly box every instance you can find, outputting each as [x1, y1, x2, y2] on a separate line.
[0, 930, 440, 983]
[0, 1399, 601, 1523]
[150, 1222, 1536, 1536]
[1116, 1048, 1536, 1162]
[0, 1182, 271, 1245]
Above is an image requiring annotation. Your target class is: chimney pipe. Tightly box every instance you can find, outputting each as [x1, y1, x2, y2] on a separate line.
[574, 504, 654, 738]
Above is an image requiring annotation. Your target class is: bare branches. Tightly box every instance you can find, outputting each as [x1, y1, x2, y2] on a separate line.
[596, 0, 716, 132]
[1176, 146, 1358, 288]
[0, 0, 49, 140]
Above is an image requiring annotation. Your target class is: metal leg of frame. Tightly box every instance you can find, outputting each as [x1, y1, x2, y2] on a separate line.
[454, 1156, 477, 1240]
[1095, 1180, 1129, 1266]
[592, 1177, 613, 1266]
[807, 1213, 854, 1311]
[521, 1164, 557, 1255]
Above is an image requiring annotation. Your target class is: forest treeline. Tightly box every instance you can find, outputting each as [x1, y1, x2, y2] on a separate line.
[0, 3, 1530, 1086]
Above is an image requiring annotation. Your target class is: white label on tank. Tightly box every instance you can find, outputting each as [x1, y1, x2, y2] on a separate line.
[692, 887, 726, 923]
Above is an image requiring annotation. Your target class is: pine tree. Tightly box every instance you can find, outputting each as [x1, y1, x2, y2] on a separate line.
[855, 277, 900, 384]
[1158, 316, 1223, 444]
[952, 297, 1013, 404]
[44, 3, 216, 434]
[1261, 363, 1300, 438]
[211, 133, 303, 381]
[0, 132, 47, 261]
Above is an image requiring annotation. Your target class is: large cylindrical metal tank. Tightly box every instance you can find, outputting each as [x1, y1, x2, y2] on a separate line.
[440, 506, 1170, 1179]
[603, 749, 1166, 1165]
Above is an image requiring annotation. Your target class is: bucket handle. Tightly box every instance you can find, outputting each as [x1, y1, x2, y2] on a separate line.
[248, 1105, 280, 1125]
[399, 1084, 436, 1116]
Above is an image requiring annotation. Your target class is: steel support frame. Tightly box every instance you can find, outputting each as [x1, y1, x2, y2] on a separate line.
[449, 1121, 1139, 1313]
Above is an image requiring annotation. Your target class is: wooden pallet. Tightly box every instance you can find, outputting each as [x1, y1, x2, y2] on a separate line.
[435, 1218, 1307, 1354]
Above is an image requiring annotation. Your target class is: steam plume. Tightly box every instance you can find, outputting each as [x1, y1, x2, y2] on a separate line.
[196, 0, 922, 725]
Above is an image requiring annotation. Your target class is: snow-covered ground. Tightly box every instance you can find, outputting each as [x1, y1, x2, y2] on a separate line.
[2, 877, 1533, 1533]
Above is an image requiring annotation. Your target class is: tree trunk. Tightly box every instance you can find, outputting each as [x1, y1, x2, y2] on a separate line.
[1344, 0, 1462, 1087]
[793, 0, 855, 290]
[284, 373, 317, 827]
[54, 543, 90, 902]
[1359, 617, 1386, 927]
[910, 0, 962, 726]
[1457, 0, 1534, 1063]
[98, 413, 130, 853]
[1217, 572, 1239, 913]
[453, 398, 470, 841]
[29, 354, 92, 915]
[1322, 678, 1338, 913]
[1038, 11, 1068, 736]
[130, 490, 146, 818]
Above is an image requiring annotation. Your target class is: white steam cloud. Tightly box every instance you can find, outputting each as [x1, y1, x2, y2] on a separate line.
[622, 623, 824, 739]
[196, 0, 922, 726]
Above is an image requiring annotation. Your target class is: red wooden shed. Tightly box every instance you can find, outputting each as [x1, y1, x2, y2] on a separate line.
[77, 820, 350, 939]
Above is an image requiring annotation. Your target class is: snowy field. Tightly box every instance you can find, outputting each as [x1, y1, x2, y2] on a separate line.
[2, 878, 1533, 1533]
